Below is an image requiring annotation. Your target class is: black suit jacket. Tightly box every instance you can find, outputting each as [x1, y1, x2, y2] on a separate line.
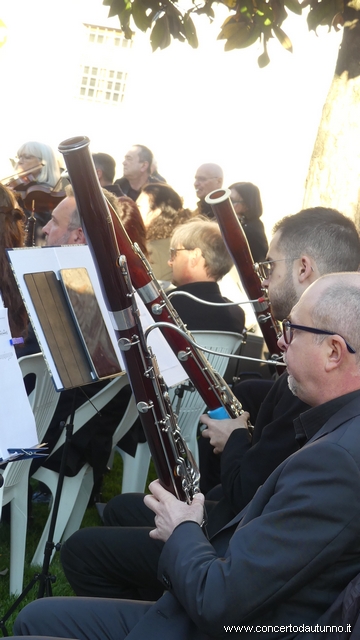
[169, 281, 245, 334]
[126, 395, 360, 639]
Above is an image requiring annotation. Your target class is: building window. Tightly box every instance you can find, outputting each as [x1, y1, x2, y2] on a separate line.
[85, 24, 133, 49]
[79, 24, 132, 106]
[79, 65, 128, 105]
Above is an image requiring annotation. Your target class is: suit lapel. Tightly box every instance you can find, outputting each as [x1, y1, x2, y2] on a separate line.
[211, 396, 360, 541]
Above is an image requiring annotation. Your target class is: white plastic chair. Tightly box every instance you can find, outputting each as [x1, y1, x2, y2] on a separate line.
[107, 391, 151, 493]
[168, 331, 244, 465]
[115, 441, 152, 494]
[0, 353, 59, 594]
[31, 372, 138, 566]
[115, 331, 243, 489]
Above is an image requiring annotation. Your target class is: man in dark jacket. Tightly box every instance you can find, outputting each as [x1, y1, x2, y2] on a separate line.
[51, 207, 360, 606]
[114, 145, 162, 201]
[13, 272, 360, 639]
[166, 217, 245, 333]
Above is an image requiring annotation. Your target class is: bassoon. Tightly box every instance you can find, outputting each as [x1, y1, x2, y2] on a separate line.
[59, 138, 201, 502]
[205, 189, 282, 361]
[58, 136, 245, 421]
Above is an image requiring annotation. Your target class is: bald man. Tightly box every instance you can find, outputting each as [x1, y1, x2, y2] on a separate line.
[42, 196, 85, 246]
[194, 163, 223, 218]
[14, 272, 360, 640]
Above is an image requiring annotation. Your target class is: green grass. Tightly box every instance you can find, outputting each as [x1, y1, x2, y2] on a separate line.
[0, 453, 157, 635]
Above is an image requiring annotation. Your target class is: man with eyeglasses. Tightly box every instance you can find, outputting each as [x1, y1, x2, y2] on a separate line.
[165, 217, 245, 333]
[200, 206, 360, 514]
[194, 163, 223, 218]
[54, 208, 360, 607]
[13, 272, 360, 640]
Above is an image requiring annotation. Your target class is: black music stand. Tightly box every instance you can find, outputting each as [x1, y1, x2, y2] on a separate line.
[0, 266, 123, 636]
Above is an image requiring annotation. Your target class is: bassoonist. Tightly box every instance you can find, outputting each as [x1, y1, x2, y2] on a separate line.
[58, 136, 245, 422]
[205, 188, 282, 363]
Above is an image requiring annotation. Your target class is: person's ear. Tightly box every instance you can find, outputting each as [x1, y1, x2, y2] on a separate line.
[324, 335, 346, 372]
[297, 255, 315, 284]
[191, 247, 202, 264]
[73, 228, 86, 244]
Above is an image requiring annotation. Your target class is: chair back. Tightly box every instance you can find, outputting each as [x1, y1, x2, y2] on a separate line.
[2, 354, 59, 494]
[30, 372, 138, 566]
[169, 331, 244, 464]
[49, 373, 130, 456]
[0, 352, 60, 594]
[116, 331, 243, 490]
[18, 352, 60, 443]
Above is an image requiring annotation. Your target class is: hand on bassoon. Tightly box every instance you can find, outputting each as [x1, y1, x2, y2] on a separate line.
[200, 412, 250, 454]
[144, 480, 205, 542]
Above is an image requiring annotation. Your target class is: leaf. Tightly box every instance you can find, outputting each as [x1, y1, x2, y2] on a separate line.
[258, 35, 270, 67]
[270, 0, 288, 26]
[307, 0, 343, 31]
[194, 2, 215, 19]
[183, 14, 199, 48]
[219, 14, 235, 27]
[272, 24, 293, 51]
[222, 0, 238, 7]
[256, 0, 274, 19]
[283, 0, 302, 15]
[224, 23, 249, 50]
[167, 11, 186, 42]
[132, 0, 152, 30]
[224, 23, 261, 50]
[258, 50, 270, 66]
[116, 7, 133, 38]
[218, 20, 242, 40]
[105, 0, 127, 18]
[150, 14, 171, 50]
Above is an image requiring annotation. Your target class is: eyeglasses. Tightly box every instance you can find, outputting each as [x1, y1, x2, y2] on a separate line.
[195, 176, 219, 183]
[282, 319, 356, 354]
[230, 199, 245, 206]
[169, 248, 189, 260]
[16, 154, 41, 162]
[255, 258, 295, 280]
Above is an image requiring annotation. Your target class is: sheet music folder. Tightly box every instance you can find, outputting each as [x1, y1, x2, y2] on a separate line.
[23, 268, 122, 390]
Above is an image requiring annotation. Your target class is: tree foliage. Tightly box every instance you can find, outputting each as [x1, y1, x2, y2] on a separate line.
[103, 0, 347, 65]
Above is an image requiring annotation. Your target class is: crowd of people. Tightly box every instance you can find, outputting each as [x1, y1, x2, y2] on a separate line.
[2, 139, 360, 639]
